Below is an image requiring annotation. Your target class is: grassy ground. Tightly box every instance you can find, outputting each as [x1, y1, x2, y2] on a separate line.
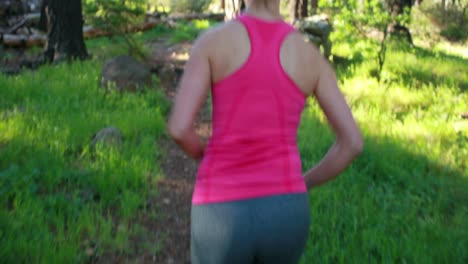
[1, 17, 467, 263]
[299, 40, 467, 263]
[0, 60, 171, 262]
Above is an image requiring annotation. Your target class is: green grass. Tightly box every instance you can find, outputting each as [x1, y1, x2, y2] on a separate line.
[85, 19, 216, 60]
[298, 40, 467, 263]
[0, 59, 169, 262]
[1, 16, 467, 263]
[168, 19, 218, 44]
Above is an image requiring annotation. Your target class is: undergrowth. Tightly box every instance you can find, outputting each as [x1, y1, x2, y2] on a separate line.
[298, 38, 467, 263]
[0, 9, 466, 263]
[0, 60, 169, 262]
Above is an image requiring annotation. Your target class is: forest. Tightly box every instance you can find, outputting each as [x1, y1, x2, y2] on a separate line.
[0, 0, 467, 263]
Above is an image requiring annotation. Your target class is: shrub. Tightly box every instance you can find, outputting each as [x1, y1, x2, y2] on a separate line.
[440, 22, 468, 42]
[83, 0, 149, 60]
[170, 0, 211, 14]
[421, 2, 468, 42]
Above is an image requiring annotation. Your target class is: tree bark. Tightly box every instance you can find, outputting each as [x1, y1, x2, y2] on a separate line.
[291, 0, 309, 22]
[387, 0, 414, 45]
[388, 0, 413, 16]
[39, 0, 48, 31]
[301, 0, 309, 18]
[43, 0, 88, 62]
[290, 0, 299, 22]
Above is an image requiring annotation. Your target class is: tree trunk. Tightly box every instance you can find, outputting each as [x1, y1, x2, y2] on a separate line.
[300, 0, 309, 18]
[290, 0, 299, 22]
[39, 0, 48, 31]
[43, 0, 88, 62]
[386, 0, 414, 45]
[291, 0, 309, 22]
[224, 0, 244, 21]
[388, 0, 413, 16]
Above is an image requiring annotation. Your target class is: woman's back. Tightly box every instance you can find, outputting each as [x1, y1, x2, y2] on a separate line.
[169, 2, 362, 263]
[207, 15, 317, 95]
[193, 15, 316, 204]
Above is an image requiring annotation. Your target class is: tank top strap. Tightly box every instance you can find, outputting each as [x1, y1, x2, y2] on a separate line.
[237, 14, 296, 61]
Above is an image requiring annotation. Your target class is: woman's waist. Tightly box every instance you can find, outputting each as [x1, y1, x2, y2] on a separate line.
[205, 134, 298, 152]
[202, 143, 300, 165]
[198, 151, 303, 180]
[192, 174, 307, 205]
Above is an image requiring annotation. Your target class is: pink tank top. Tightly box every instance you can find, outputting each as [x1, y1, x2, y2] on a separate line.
[192, 14, 307, 204]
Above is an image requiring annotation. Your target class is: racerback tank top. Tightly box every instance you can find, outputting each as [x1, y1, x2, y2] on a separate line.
[192, 14, 307, 205]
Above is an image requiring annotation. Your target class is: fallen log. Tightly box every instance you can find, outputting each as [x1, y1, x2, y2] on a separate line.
[165, 13, 225, 21]
[2, 13, 225, 48]
[2, 33, 45, 47]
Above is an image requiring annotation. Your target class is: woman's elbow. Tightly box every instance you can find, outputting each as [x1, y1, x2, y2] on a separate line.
[339, 132, 364, 157]
[350, 133, 364, 156]
[168, 121, 188, 142]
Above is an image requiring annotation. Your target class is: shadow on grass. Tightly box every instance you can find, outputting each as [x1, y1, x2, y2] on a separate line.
[298, 114, 467, 263]
[0, 134, 157, 263]
[387, 45, 468, 92]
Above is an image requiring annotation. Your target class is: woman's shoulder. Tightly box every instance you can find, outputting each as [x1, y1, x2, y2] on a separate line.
[196, 20, 246, 44]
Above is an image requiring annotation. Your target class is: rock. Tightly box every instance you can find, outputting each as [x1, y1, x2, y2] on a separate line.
[158, 63, 179, 90]
[293, 14, 333, 59]
[150, 60, 184, 91]
[100, 56, 153, 92]
[91, 127, 123, 149]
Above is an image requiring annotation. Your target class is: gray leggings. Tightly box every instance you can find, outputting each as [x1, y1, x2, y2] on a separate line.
[191, 193, 310, 264]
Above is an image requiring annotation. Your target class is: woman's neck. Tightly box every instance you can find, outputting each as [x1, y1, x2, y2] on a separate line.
[245, 0, 282, 21]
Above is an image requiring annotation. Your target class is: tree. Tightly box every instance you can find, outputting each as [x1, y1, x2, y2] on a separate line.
[223, 0, 245, 21]
[386, 0, 414, 45]
[301, 0, 309, 18]
[290, 0, 309, 22]
[42, 0, 88, 62]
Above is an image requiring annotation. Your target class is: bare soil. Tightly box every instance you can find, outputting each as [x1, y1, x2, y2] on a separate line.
[139, 41, 211, 264]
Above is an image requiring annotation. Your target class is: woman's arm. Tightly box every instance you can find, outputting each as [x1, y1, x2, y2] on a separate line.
[304, 51, 364, 189]
[168, 36, 212, 160]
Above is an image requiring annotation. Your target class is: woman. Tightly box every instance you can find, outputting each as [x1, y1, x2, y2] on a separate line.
[168, 0, 363, 263]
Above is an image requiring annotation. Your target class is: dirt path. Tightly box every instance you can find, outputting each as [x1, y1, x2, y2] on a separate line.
[150, 93, 211, 264]
[144, 40, 211, 264]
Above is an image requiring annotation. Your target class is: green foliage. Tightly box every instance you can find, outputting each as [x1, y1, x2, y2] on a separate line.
[319, 0, 391, 44]
[169, 0, 211, 14]
[298, 40, 467, 263]
[319, 0, 414, 80]
[83, 0, 149, 60]
[84, 0, 147, 33]
[440, 22, 468, 42]
[421, 1, 468, 42]
[86, 23, 172, 59]
[1, 10, 467, 263]
[0, 60, 169, 262]
[169, 19, 216, 43]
